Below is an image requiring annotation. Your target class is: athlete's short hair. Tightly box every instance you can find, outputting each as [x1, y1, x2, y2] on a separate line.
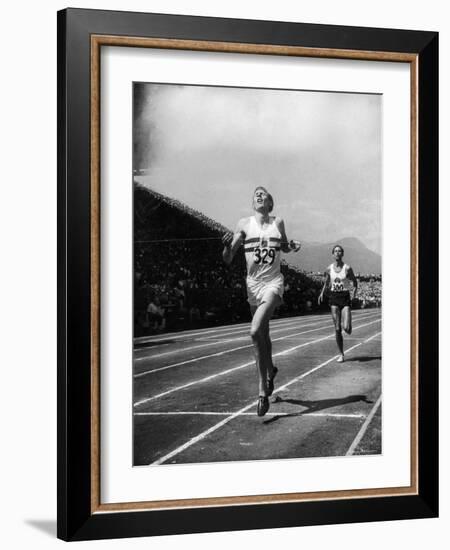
[332, 244, 344, 255]
[253, 186, 274, 213]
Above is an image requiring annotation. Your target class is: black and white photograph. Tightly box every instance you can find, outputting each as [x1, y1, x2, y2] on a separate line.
[132, 82, 382, 466]
[0, 0, 444, 544]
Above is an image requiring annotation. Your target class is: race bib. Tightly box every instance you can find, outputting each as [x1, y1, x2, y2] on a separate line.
[253, 247, 275, 265]
[331, 277, 345, 292]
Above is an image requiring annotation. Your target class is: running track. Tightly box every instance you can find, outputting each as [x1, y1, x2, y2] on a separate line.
[133, 309, 382, 465]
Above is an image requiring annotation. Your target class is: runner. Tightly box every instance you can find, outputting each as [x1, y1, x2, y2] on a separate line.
[222, 186, 301, 416]
[318, 245, 358, 362]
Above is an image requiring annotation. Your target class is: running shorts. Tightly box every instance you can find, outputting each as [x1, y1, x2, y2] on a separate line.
[246, 275, 284, 307]
[329, 291, 351, 308]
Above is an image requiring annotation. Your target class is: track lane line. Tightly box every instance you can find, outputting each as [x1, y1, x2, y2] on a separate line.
[134, 318, 331, 362]
[190, 310, 379, 343]
[134, 310, 379, 369]
[195, 312, 374, 341]
[134, 310, 380, 350]
[199, 319, 311, 340]
[133, 311, 345, 345]
[346, 394, 382, 456]
[134, 317, 310, 346]
[134, 318, 381, 407]
[134, 319, 348, 377]
[151, 329, 382, 465]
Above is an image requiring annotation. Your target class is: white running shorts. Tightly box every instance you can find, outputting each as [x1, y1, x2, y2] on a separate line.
[246, 275, 284, 307]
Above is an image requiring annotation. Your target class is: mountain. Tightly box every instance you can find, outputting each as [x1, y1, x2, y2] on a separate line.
[285, 237, 381, 275]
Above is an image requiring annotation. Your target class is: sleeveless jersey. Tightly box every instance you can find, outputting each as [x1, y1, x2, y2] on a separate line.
[244, 216, 282, 282]
[329, 263, 351, 293]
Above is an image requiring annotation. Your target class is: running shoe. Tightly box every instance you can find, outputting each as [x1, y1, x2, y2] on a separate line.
[257, 396, 270, 417]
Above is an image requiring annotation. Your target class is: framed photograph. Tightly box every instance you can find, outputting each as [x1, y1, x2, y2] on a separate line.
[57, 8, 438, 541]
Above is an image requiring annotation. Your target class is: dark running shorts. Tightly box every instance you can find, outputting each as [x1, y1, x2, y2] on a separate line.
[329, 291, 351, 308]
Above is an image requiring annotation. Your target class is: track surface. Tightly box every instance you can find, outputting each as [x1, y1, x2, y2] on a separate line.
[133, 309, 382, 466]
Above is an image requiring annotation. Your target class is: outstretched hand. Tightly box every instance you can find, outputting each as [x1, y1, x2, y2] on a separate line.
[222, 232, 233, 248]
[289, 240, 301, 252]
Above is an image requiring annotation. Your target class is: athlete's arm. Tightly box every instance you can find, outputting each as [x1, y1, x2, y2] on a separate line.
[276, 217, 301, 253]
[222, 218, 246, 265]
[347, 266, 358, 300]
[318, 269, 330, 305]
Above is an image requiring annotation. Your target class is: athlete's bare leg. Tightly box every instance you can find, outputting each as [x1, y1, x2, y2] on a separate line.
[331, 305, 344, 358]
[264, 323, 275, 372]
[342, 306, 352, 334]
[250, 292, 281, 397]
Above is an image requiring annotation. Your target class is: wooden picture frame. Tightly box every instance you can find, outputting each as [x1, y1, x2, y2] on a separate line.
[57, 8, 438, 541]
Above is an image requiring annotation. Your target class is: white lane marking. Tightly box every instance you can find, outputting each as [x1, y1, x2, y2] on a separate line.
[135, 320, 340, 378]
[134, 310, 380, 347]
[134, 316, 348, 361]
[134, 310, 378, 367]
[134, 342, 172, 351]
[200, 323, 298, 341]
[134, 318, 381, 406]
[135, 336, 248, 360]
[135, 411, 366, 418]
[135, 318, 330, 360]
[134, 317, 306, 345]
[364, 332, 383, 343]
[198, 316, 325, 341]
[199, 310, 378, 342]
[273, 331, 380, 390]
[346, 394, 382, 456]
[134, 321, 316, 361]
[151, 330, 382, 465]
[135, 323, 252, 343]
[133, 311, 341, 344]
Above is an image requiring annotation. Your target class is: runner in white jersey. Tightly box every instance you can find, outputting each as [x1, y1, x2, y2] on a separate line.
[222, 186, 301, 416]
[318, 245, 358, 362]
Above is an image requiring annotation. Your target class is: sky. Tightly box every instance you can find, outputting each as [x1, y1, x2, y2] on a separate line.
[133, 83, 382, 253]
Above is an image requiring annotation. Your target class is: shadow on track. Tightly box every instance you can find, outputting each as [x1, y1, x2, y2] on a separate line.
[263, 394, 372, 425]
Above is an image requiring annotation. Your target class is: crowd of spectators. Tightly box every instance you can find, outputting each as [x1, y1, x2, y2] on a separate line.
[135, 239, 249, 334]
[355, 277, 382, 308]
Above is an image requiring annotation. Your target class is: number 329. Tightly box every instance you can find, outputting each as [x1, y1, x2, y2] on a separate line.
[254, 247, 275, 265]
